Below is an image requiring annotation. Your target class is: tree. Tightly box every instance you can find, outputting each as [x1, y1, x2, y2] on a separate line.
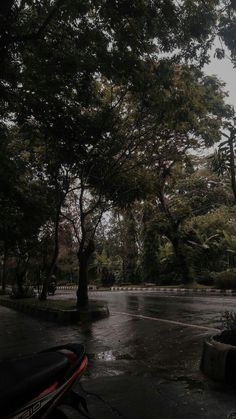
[61, 174, 111, 306]
[208, 117, 236, 203]
[185, 206, 236, 275]
[0, 130, 52, 293]
[135, 66, 230, 282]
[141, 202, 160, 284]
[121, 209, 139, 284]
[39, 163, 72, 300]
[0, 0, 229, 303]
[217, 0, 236, 66]
[95, 212, 125, 283]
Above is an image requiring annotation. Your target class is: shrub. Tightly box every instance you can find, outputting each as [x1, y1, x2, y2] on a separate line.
[221, 311, 236, 330]
[196, 271, 214, 286]
[158, 272, 182, 285]
[100, 267, 115, 287]
[213, 270, 236, 289]
[11, 285, 36, 299]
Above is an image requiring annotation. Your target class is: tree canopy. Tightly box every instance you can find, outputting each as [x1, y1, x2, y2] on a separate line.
[1, 0, 236, 301]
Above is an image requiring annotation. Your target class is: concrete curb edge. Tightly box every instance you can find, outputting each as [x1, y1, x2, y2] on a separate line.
[201, 336, 236, 384]
[57, 286, 236, 296]
[0, 297, 109, 323]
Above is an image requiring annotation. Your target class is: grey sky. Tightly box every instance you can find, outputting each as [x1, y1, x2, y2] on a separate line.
[205, 50, 236, 109]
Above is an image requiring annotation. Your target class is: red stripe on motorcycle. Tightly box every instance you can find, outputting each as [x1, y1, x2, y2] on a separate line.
[37, 381, 58, 397]
[66, 356, 88, 387]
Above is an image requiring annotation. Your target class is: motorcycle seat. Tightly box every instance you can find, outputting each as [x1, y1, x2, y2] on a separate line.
[0, 351, 70, 415]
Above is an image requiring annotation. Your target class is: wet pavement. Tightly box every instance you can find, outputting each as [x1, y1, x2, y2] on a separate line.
[1, 291, 236, 418]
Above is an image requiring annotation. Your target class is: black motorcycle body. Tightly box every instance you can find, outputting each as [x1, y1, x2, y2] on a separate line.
[47, 282, 57, 296]
[0, 343, 88, 418]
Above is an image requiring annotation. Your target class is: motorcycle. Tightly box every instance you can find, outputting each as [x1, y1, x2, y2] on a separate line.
[0, 343, 88, 418]
[47, 281, 57, 296]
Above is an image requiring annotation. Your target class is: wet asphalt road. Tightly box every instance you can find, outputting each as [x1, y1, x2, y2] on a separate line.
[2, 291, 236, 418]
[84, 290, 232, 329]
[0, 291, 235, 378]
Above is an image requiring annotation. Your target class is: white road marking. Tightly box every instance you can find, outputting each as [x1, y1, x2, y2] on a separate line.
[112, 311, 220, 332]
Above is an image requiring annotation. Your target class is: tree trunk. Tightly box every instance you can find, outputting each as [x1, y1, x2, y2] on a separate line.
[15, 255, 29, 296]
[40, 210, 60, 300]
[16, 272, 25, 295]
[229, 132, 236, 203]
[158, 188, 191, 284]
[77, 239, 95, 307]
[1, 245, 7, 293]
[171, 235, 191, 283]
[77, 253, 89, 307]
[122, 209, 138, 283]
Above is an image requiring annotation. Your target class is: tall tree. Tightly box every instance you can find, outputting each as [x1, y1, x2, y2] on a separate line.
[0, 130, 51, 293]
[136, 67, 230, 282]
[142, 202, 160, 284]
[0, 0, 228, 302]
[122, 209, 139, 284]
[217, 0, 236, 65]
[208, 116, 236, 204]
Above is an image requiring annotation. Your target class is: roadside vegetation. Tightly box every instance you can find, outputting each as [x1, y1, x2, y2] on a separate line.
[1, 1, 236, 305]
[0, 295, 77, 311]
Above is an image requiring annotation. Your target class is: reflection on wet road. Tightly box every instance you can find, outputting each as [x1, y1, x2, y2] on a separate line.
[90, 291, 235, 329]
[1, 291, 236, 381]
[1, 291, 236, 418]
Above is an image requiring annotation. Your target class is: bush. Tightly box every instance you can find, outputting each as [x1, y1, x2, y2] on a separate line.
[158, 272, 182, 285]
[11, 285, 36, 299]
[221, 311, 236, 330]
[57, 279, 75, 286]
[213, 270, 236, 289]
[100, 267, 115, 287]
[196, 271, 214, 286]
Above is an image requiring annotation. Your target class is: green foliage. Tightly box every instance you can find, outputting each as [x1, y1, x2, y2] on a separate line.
[0, 0, 234, 296]
[185, 206, 236, 275]
[208, 122, 236, 203]
[0, 131, 52, 252]
[142, 203, 160, 283]
[100, 267, 115, 288]
[122, 210, 139, 283]
[221, 311, 236, 330]
[176, 173, 231, 216]
[218, 1, 236, 65]
[147, 166, 232, 282]
[11, 284, 36, 299]
[208, 150, 230, 177]
[195, 271, 214, 286]
[213, 270, 236, 289]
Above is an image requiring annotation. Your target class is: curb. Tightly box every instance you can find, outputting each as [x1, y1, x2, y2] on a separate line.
[57, 285, 97, 291]
[201, 336, 236, 384]
[110, 287, 236, 296]
[0, 298, 109, 323]
[56, 286, 236, 296]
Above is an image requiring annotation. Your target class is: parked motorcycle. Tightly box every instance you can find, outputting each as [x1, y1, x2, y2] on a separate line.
[0, 343, 88, 418]
[47, 281, 57, 296]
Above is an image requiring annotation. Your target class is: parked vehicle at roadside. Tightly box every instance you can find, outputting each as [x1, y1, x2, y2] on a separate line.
[47, 280, 57, 296]
[0, 343, 88, 418]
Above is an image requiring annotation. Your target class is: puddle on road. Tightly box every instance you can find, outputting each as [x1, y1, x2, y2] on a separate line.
[88, 350, 134, 361]
[94, 350, 116, 361]
[172, 375, 205, 392]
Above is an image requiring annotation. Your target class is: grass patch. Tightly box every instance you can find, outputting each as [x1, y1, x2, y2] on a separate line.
[182, 282, 214, 289]
[0, 296, 77, 311]
[114, 283, 214, 289]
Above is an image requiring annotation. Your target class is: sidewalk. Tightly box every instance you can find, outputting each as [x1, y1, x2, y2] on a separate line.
[78, 375, 236, 419]
[1, 301, 236, 418]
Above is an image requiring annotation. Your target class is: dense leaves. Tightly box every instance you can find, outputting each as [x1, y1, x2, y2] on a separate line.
[1, 0, 236, 298]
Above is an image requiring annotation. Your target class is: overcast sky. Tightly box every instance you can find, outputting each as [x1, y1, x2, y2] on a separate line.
[205, 48, 236, 109]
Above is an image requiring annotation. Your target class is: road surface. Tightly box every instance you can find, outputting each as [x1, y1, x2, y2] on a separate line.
[1, 291, 236, 418]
